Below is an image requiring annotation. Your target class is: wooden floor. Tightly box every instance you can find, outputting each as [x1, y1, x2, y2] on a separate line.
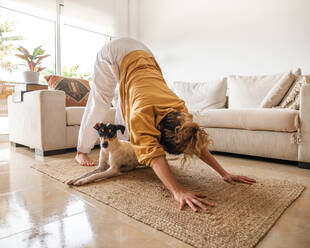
[0, 142, 309, 248]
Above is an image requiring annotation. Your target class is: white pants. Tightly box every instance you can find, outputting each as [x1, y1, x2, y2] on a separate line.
[77, 38, 152, 153]
[115, 91, 130, 140]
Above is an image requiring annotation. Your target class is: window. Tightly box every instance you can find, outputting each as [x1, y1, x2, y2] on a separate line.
[0, 1, 113, 137]
[0, 7, 56, 83]
[61, 24, 110, 82]
[0, 6, 56, 136]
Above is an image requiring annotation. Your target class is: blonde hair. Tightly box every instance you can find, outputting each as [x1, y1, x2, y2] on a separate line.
[159, 111, 212, 163]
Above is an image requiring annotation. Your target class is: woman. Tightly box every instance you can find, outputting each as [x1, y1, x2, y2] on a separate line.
[77, 38, 256, 212]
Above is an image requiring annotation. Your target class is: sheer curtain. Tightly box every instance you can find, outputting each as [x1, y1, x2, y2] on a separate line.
[63, 0, 128, 37]
[0, 0, 57, 20]
[61, 0, 129, 82]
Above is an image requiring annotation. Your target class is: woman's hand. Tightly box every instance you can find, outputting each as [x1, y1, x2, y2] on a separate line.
[173, 190, 215, 212]
[222, 173, 256, 185]
[152, 157, 215, 212]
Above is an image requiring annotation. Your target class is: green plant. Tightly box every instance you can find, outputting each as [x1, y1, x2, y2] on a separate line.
[0, 15, 22, 72]
[15, 45, 50, 72]
[43, 64, 92, 81]
[62, 65, 92, 81]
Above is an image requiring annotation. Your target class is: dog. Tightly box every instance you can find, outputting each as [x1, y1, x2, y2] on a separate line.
[67, 122, 140, 186]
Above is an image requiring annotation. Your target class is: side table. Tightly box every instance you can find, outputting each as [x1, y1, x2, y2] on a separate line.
[12, 83, 48, 102]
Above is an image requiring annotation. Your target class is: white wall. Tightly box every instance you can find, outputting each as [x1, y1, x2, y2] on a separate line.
[129, 0, 310, 84]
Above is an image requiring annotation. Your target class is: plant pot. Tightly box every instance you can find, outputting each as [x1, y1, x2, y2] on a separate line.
[23, 71, 40, 84]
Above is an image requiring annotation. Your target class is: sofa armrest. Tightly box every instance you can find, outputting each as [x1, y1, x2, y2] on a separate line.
[8, 90, 66, 151]
[298, 84, 310, 163]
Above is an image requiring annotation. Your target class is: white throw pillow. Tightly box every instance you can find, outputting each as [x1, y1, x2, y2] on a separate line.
[228, 71, 298, 109]
[172, 78, 227, 114]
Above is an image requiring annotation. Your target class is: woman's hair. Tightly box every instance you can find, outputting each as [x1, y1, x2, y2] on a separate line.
[159, 111, 212, 161]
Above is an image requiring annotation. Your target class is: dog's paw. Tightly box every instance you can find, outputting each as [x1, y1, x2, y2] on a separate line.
[66, 178, 78, 185]
[73, 179, 87, 186]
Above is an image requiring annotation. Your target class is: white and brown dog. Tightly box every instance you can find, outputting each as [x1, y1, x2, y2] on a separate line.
[67, 123, 140, 186]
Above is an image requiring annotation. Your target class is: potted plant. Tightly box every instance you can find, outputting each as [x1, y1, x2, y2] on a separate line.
[15, 45, 50, 84]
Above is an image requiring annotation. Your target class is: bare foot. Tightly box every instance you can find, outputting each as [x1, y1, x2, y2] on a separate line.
[75, 152, 96, 166]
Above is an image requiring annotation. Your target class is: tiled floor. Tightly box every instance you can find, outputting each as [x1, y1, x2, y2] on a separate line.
[0, 142, 309, 248]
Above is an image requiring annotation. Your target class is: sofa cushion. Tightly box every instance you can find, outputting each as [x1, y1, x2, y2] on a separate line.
[228, 71, 295, 109]
[194, 108, 299, 132]
[45, 75, 90, 107]
[66, 107, 85, 126]
[172, 78, 227, 114]
[66, 107, 117, 126]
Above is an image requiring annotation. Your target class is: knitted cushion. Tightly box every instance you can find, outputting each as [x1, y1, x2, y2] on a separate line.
[278, 75, 308, 110]
[45, 75, 90, 107]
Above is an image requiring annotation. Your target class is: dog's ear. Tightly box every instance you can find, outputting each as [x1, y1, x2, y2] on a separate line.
[93, 122, 102, 130]
[116, 125, 125, 134]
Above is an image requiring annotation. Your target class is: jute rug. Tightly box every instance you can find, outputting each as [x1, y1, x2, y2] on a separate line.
[31, 156, 304, 248]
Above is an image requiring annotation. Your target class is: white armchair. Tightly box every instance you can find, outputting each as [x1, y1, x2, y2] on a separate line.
[8, 90, 116, 156]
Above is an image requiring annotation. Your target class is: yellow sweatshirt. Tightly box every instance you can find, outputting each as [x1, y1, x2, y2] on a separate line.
[119, 50, 191, 166]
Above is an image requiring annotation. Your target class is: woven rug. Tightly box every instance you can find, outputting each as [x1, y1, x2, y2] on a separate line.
[31, 157, 304, 248]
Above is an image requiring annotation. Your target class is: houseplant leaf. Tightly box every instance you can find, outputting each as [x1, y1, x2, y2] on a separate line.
[32, 45, 45, 58]
[17, 46, 30, 57]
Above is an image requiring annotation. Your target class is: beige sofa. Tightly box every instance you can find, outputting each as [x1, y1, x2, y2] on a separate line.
[7, 76, 310, 169]
[172, 73, 310, 169]
[197, 96, 309, 168]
